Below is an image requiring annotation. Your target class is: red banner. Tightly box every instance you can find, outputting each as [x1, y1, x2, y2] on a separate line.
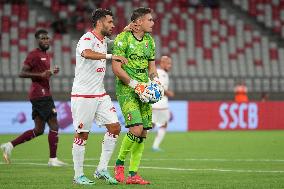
[188, 101, 284, 130]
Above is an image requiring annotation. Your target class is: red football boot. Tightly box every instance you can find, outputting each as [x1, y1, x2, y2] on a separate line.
[126, 174, 150, 185]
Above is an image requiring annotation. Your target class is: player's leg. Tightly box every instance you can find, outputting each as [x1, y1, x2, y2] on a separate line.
[152, 124, 167, 151]
[152, 109, 170, 151]
[114, 95, 143, 183]
[72, 132, 94, 185]
[0, 114, 45, 164]
[94, 96, 120, 184]
[126, 103, 151, 184]
[94, 124, 119, 184]
[71, 97, 95, 185]
[47, 116, 67, 166]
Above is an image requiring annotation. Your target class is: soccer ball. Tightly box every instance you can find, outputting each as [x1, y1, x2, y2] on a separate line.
[146, 82, 162, 104]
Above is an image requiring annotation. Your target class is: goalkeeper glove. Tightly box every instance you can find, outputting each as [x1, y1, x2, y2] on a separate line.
[128, 79, 150, 103]
[152, 77, 164, 97]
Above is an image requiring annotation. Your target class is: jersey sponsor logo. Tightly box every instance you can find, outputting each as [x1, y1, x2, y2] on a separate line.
[41, 58, 47, 61]
[97, 44, 100, 48]
[84, 38, 91, 40]
[129, 54, 148, 61]
[135, 69, 146, 73]
[96, 67, 105, 72]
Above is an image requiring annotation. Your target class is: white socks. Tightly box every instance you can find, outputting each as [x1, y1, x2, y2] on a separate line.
[96, 132, 118, 171]
[152, 127, 166, 149]
[72, 139, 86, 178]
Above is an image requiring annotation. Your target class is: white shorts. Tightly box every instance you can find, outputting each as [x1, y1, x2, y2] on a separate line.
[71, 95, 118, 133]
[152, 108, 170, 127]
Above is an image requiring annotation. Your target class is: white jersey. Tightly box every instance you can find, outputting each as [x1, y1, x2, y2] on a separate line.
[152, 68, 169, 109]
[71, 31, 108, 96]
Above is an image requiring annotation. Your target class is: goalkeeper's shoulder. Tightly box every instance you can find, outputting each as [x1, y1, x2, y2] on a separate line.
[115, 31, 131, 39]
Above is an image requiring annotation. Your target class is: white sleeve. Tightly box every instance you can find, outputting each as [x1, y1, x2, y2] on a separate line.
[158, 69, 169, 90]
[77, 33, 93, 55]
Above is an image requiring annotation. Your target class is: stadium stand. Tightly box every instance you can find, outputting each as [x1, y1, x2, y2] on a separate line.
[0, 0, 283, 100]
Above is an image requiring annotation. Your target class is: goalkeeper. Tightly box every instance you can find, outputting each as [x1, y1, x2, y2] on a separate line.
[111, 7, 161, 185]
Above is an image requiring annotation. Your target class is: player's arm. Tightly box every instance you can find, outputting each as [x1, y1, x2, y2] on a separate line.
[148, 61, 158, 81]
[81, 49, 127, 64]
[148, 60, 164, 96]
[19, 63, 53, 79]
[164, 89, 175, 97]
[112, 60, 132, 85]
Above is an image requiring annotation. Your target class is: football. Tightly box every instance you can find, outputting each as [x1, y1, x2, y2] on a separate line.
[146, 82, 162, 104]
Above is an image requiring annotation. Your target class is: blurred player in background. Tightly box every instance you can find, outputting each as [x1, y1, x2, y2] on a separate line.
[71, 8, 127, 185]
[234, 80, 249, 103]
[112, 7, 161, 185]
[152, 56, 174, 152]
[0, 29, 66, 167]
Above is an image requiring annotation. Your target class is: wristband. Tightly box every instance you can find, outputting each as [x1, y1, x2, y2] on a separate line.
[128, 79, 138, 89]
[106, 54, 112, 60]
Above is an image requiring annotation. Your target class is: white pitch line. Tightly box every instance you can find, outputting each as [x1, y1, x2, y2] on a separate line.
[9, 158, 284, 162]
[1, 162, 284, 174]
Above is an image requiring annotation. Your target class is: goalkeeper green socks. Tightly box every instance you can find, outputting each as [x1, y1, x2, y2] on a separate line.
[129, 137, 145, 173]
[116, 132, 139, 165]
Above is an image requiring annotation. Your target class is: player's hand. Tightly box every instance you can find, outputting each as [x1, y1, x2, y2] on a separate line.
[128, 79, 150, 102]
[112, 55, 128, 64]
[123, 22, 139, 32]
[166, 90, 175, 97]
[41, 70, 53, 79]
[135, 83, 151, 103]
[152, 78, 164, 97]
[52, 65, 60, 75]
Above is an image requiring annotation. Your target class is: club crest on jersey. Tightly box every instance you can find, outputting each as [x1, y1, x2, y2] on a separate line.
[97, 43, 100, 48]
[110, 107, 116, 112]
[145, 42, 148, 48]
[78, 123, 84, 129]
[127, 113, 132, 121]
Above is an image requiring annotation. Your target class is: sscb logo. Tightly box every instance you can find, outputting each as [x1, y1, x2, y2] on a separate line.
[96, 67, 105, 72]
[218, 102, 258, 129]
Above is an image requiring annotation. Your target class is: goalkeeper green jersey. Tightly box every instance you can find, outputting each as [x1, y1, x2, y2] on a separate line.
[112, 31, 155, 95]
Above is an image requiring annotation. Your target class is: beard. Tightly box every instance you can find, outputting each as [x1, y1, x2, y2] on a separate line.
[39, 44, 50, 51]
[101, 30, 111, 37]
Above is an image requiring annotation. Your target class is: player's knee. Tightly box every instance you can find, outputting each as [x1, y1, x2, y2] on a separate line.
[75, 132, 89, 140]
[49, 125, 59, 131]
[130, 126, 143, 137]
[109, 123, 121, 135]
[33, 128, 44, 136]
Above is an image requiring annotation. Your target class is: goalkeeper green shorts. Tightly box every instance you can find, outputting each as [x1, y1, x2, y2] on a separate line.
[117, 93, 152, 130]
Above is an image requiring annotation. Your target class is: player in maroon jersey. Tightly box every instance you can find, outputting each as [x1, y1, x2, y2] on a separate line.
[0, 29, 66, 166]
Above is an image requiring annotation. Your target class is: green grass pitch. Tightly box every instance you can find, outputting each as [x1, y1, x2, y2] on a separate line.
[0, 131, 284, 189]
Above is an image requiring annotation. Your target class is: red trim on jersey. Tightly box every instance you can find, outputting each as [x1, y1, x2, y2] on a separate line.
[89, 30, 104, 43]
[71, 93, 107, 98]
[84, 37, 91, 40]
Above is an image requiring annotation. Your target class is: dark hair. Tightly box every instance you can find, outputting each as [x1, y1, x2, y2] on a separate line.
[35, 29, 48, 39]
[91, 8, 113, 27]
[131, 7, 152, 22]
